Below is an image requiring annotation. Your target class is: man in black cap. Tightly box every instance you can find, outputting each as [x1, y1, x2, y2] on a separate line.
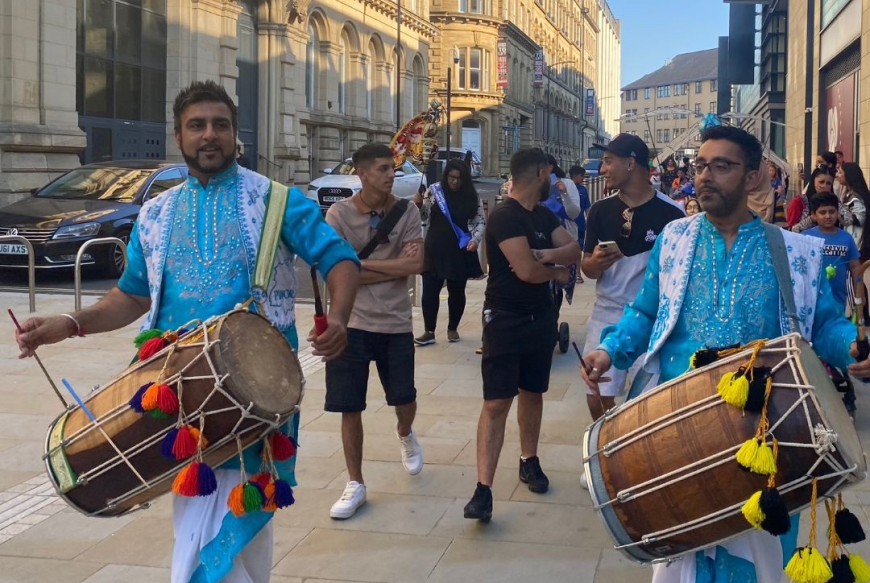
[578, 134, 684, 473]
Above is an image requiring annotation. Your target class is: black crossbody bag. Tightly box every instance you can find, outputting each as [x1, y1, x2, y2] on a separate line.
[357, 199, 410, 260]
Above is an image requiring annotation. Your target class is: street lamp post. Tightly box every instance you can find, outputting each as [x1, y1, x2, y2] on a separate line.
[545, 59, 576, 152]
[446, 46, 459, 157]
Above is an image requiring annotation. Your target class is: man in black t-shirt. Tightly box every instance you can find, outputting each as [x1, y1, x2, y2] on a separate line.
[464, 148, 583, 522]
[579, 135, 684, 449]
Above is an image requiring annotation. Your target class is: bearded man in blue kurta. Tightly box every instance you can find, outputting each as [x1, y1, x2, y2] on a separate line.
[14, 81, 360, 583]
[582, 125, 870, 583]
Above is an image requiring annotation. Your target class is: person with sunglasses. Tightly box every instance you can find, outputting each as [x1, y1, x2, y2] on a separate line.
[581, 126, 869, 583]
[578, 134, 684, 455]
[323, 143, 425, 520]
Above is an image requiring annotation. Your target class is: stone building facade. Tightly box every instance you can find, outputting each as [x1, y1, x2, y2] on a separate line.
[0, 0, 433, 206]
[784, 0, 870, 176]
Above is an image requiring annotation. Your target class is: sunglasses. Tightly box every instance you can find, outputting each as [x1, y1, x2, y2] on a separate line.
[621, 207, 633, 239]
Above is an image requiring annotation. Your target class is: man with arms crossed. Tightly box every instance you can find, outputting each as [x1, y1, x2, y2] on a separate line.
[464, 147, 583, 522]
[324, 144, 425, 520]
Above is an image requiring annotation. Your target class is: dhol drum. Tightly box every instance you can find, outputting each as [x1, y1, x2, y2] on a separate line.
[583, 334, 866, 563]
[44, 310, 304, 517]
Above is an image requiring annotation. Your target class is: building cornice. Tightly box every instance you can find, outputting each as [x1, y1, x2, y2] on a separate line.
[367, 0, 439, 37]
[500, 22, 540, 53]
[430, 12, 503, 32]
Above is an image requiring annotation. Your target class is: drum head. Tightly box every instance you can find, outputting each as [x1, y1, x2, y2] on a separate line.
[797, 338, 867, 476]
[218, 311, 304, 419]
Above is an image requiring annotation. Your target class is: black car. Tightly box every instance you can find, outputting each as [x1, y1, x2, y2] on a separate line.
[0, 161, 187, 277]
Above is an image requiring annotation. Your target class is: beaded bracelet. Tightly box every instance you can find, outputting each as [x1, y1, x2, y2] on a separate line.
[61, 313, 85, 338]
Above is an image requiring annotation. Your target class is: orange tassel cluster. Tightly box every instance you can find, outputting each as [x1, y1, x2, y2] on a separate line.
[129, 382, 178, 419]
[171, 461, 217, 497]
[228, 472, 294, 515]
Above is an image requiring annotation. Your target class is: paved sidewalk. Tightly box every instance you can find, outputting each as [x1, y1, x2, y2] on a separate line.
[1, 283, 870, 583]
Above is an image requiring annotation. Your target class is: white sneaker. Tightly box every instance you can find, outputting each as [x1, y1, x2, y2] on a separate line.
[330, 481, 367, 519]
[397, 427, 424, 475]
[580, 472, 589, 490]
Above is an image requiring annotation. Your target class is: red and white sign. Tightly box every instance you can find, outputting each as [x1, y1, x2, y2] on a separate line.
[497, 41, 508, 89]
[826, 72, 856, 162]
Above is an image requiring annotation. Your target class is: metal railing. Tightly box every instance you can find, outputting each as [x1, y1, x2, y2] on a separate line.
[586, 176, 610, 203]
[0, 235, 35, 312]
[74, 238, 126, 311]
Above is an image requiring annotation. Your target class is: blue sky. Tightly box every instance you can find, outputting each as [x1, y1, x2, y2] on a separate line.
[609, 0, 730, 88]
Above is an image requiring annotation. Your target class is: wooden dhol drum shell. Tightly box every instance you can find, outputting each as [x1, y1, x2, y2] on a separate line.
[44, 310, 304, 517]
[583, 334, 866, 563]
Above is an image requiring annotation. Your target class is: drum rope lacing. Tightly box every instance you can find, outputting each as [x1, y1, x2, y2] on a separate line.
[590, 336, 861, 554]
[47, 316, 296, 513]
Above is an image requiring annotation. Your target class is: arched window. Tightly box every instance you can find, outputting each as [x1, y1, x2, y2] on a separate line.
[305, 23, 318, 109]
[338, 32, 348, 114]
[411, 56, 424, 114]
[365, 46, 374, 119]
[390, 51, 398, 124]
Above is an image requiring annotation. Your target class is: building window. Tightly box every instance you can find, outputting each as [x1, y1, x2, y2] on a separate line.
[710, 79, 718, 92]
[306, 24, 317, 109]
[657, 86, 664, 98]
[631, 89, 638, 100]
[695, 103, 702, 114]
[76, 0, 167, 123]
[645, 87, 651, 99]
[338, 33, 348, 114]
[665, 85, 670, 97]
[664, 113, 669, 120]
[390, 52, 397, 124]
[458, 48, 490, 91]
[644, 130, 650, 141]
[663, 129, 670, 142]
[710, 101, 716, 113]
[656, 129, 663, 142]
[695, 81, 702, 93]
[459, 0, 490, 14]
[365, 54, 373, 118]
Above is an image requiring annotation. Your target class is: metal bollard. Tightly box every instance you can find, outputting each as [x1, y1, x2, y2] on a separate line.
[0, 235, 35, 312]
[74, 238, 126, 311]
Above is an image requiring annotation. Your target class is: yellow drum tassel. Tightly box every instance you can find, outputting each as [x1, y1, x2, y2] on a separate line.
[786, 478, 833, 583]
[717, 370, 750, 408]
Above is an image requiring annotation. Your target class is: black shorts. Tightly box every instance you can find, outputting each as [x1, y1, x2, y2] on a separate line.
[481, 305, 557, 400]
[324, 328, 417, 413]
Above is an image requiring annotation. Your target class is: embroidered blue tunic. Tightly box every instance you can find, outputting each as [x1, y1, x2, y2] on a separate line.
[118, 163, 359, 583]
[597, 215, 856, 583]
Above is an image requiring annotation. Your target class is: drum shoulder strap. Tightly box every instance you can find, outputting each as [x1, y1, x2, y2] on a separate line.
[253, 181, 290, 293]
[762, 222, 802, 333]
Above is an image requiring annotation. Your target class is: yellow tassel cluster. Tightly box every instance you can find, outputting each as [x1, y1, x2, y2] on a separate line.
[735, 438, 777, 475]
[741, 490, 765, 529]
[717, 371, 749, 408]
[785, 547, 833, 583]
[852, 554, 870, 583]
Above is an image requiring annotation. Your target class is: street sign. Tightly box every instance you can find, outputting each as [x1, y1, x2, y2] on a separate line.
[534, 51, 544, 87]
[586, 89, 595, 116]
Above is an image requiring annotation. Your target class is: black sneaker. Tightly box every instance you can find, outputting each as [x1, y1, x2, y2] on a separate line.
[519, 456, 549, 493]
[463, 483, 493, 522]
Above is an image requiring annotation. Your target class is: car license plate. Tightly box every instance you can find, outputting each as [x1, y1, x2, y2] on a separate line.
[322, 195, 347, 203]
[0, 243, 26, 255]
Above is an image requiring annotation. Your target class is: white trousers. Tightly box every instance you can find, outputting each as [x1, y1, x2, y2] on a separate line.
[171, 469, 273, 583]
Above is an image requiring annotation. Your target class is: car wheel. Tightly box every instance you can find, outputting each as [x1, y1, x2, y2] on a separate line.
[100, 230, 130, 279]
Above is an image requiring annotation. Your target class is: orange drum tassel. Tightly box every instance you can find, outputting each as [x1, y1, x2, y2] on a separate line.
[262, 481, 278, 513]
[141, 383, 160, 411]
[172, 462, 201, 497]
[156, 384, 179, 416]
[139, 336, 167, 361]
[269, 432, 297, 461]
[228, 483, 246, 516]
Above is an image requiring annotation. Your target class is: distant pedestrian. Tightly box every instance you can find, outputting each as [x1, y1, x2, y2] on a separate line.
[837, 162, 870, 253]
[464, 150, 474, 168]
[413, 159, 485, 346]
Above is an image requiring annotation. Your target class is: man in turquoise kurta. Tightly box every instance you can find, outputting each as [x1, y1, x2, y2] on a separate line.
[582, 126, 870, 583]
[15, 81, 360, 583]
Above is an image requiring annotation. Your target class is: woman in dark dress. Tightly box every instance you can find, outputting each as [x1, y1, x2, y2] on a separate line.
[413, 159, 485, 345]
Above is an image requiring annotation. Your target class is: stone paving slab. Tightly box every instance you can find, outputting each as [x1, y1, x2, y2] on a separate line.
[2, 282, 866, 583]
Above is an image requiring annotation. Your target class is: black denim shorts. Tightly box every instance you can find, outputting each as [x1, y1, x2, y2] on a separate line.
[324, 328, 417, 413]
[481, 305, 557, 400]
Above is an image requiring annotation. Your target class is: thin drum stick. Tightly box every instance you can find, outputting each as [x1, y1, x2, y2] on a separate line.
[572, 341, 608, 413]
[8, 309, 68, 408]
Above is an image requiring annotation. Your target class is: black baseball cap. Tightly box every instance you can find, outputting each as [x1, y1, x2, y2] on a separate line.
[593, 134, 650, 168]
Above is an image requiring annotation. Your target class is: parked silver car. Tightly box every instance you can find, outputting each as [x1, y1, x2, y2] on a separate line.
[306, 159, 427, 212]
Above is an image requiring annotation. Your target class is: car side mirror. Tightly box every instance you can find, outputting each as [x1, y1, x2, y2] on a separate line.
[30, 187, 38, 196]
[322, 168, 333, 174]
[395, 171, 406, 178]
